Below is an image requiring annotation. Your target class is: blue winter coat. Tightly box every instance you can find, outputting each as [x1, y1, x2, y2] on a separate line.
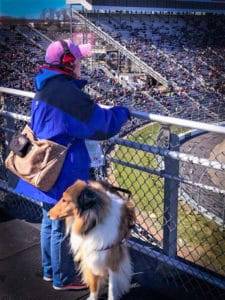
[14, 68, 130, 204]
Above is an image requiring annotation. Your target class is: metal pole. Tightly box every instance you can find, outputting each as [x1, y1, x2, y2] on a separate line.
[0, 87, 34, 98]
[163, 133, 180, 257]
[117, 51, 120, 74]
[70, 4, 73, 37]
[131, 111, 225, 135]
[1, 87, 225, 135]
[4, 96, 18, 187]
[84, 9, 88, 43]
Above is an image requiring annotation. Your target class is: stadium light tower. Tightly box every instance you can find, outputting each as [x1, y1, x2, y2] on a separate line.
[66, 1, 92, 36]
[66, 0, 92, 11]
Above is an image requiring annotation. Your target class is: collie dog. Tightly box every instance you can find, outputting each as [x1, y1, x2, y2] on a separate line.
[49, 180, 135, 300]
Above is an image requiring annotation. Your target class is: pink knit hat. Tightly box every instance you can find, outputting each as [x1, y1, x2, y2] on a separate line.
[45, 39, 92, 65]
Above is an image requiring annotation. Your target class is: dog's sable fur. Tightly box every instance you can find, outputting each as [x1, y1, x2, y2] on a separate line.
[49, 180, 135, 300]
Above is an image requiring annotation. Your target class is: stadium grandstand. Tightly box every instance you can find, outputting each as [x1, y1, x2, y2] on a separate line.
[67, 0, 225, 13]
[1, 0, 225, 299]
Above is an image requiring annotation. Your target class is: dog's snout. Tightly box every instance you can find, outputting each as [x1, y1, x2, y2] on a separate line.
[48, 208, 57, 220]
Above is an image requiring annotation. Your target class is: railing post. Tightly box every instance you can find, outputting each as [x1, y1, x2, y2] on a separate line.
[70, 4, 73, 37]
[163, 133, 180, 257]
[4, 95, 17, 186]
[4, 96, 16, 147]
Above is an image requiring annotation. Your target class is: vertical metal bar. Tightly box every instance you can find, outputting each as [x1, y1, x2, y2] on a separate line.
[84, 10, 88, 43]
[163, 133, 180, 257]
[70, 4, 73, 37]
[4, 96, 15, 148]
[117, 51, 120, 74]
[0, 94, 6, 180]
[4, 95, 18, 187]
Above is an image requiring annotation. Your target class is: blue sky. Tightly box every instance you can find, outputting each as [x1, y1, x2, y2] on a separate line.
[0, 0, 67, 18]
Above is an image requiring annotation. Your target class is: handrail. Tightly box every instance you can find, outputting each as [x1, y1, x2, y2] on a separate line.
[0, 87, 34, 98]
[28, 25, 52, 42]
[1, 86, 225, 135]
[131, 110, 225, 135]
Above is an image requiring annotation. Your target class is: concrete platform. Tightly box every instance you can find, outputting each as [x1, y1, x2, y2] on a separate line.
[0, 215, 170, 300]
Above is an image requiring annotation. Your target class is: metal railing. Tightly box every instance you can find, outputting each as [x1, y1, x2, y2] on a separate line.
[1, 87, 224, 134]
[1, 87, 225, 299]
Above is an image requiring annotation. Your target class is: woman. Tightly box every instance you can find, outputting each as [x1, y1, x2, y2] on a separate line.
[14, 39, 130, 290]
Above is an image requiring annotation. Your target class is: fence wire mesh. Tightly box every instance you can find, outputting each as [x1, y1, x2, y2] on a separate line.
[0, 92, 41, 221]
[1, 94, 225, 299]
[105, 122, 225, 299]
[179, 132, 225, 278]
[1, 93, 225, 299]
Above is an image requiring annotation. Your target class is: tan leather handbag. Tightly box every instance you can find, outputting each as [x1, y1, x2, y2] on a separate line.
[5, 125, 68, 191]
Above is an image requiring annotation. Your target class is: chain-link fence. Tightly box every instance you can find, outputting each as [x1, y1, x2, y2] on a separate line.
[105, 121, 225, 300]
[1, 88, 225, 299]
[0, 90, 43, 222]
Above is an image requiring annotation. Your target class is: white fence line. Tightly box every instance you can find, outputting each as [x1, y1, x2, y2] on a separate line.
[0, 87, 34, 98]
[1, 86, 225, 135]
[131, 110, 225, 135]
[112, 138, 225, 171]
[0, 110, 30, 122]
[110, 156, 225, 194]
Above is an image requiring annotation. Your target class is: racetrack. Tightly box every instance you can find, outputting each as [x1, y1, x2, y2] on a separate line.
[180, 132, 225, 222]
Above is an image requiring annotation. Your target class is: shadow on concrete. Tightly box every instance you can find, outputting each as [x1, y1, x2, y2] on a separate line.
[0, 217, 171, 300]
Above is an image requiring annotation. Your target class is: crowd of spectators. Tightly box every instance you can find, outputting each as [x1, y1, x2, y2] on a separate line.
[1, 13, 225, 133]
[88, 13, 225, 120]
[0, 24, 145, 134]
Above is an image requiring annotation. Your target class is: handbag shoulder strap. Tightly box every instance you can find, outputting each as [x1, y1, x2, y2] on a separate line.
[25, 125, 76, 150]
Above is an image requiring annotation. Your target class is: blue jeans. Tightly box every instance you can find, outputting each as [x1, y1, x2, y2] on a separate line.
[41, 203, 75, 287]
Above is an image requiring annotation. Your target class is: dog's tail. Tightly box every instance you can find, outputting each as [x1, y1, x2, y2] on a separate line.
[108, 249, 132, 300]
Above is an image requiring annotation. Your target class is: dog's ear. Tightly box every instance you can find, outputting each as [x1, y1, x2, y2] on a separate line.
[87, 181, 109, 195]
[78, 187, 99, 211]
[63, 180, 87, 201]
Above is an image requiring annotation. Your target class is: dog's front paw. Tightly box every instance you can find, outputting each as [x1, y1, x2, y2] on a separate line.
[86, 294, 97, 300]
[86, 291, 99, 300]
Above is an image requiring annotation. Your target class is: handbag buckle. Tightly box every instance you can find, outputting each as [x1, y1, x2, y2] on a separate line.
[9, 133, 32, 157]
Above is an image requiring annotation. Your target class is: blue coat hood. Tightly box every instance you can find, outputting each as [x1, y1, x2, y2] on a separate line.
[35, 68, 87, 91]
